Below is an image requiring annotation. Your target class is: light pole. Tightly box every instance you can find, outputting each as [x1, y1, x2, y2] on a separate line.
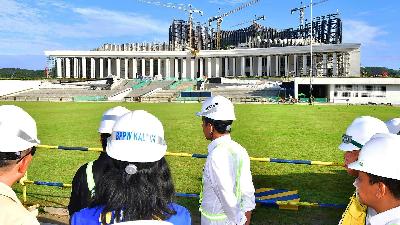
[309, 0, 314, 105]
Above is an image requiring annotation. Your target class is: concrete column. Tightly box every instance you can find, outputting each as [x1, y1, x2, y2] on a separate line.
[124, 58, 129, 79]
[99, 58, 104, 78]
[257, 57, 262, 77]
[249, 57, 253, 76]
[215, 58, 221, 78]
[174, 58, 179, 79]
[275, 55, 280, 76]
[169, 58, 174, 79]
[267, 56, 271, 77]
[199, 58, 204, 78]
[142, 58, 146, 77]
[56, 58, 62, 78]
[91, 58, 96, 78]
[158, 59, 162, 77]
[293, 55, 297, 77]
[116, 58, 121, 78]
[333, 53, 338, 76]
[285, 55, 289, 77]
[294, 80, 298, 99]
[302, 55, 307, 76]
[165, 58, 170, 78]
[73, 58, 78, 78]
[108, 58, 112, 76]
[190, 58, 195, 80]
[182, 58, 187, 79]
[82, 57, 86, 78]
[132, 58, 137, 78]
[241, 57, 245, 76]
[150, 58, 154, 78]
[224, 57, 229, 77]
[65, 58, 70, 78]
[231, 58, 236, 76]
[207, 58, 212, 78]
[323, 53, 327, 76]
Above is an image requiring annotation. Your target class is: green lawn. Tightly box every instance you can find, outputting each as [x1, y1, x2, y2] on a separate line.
[3, 101, 398, 225]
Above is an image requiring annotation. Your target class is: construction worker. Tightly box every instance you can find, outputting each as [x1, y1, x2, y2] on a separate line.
[196, 95, 255, 225]
[71, 110, 191, 224]
[385, 118, 400, 135]
[338, 116, 389, 225]
[68, 106, 130, 216]
[0, 105, 40, 225]
[348, 133, 400, 224]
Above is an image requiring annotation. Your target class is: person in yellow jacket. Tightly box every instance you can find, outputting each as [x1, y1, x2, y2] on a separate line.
[0, 105, 41, 225]
[338, 116, 389, 225]
[196, 96, 256, 225]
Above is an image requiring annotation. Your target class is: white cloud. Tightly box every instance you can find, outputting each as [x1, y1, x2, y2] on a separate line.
[0, 0, 169, 55]
[343, 19, 387, 46]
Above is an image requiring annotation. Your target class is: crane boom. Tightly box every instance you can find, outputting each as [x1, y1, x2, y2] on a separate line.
[208, 0, 261, 49]
[291, 0, 328, 26]
[137, 0, 203, 48]
[231, 15, 265, 28]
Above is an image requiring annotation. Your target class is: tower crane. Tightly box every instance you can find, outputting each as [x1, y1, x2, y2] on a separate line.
[208, 0, 261, 50]
[231, 15, 265, 28]
[291, 0, 328, 26]
[137, 0, 203, 48]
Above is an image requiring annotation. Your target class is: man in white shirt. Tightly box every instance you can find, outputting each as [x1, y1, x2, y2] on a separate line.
[0, 105, 41, 225]
[196, 95, 256, 225]
[338, 116, 389, 225]
[348, 133, 400, 225]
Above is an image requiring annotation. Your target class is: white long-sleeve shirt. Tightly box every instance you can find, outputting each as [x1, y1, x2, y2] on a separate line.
[200, 135, 256, 225]
[370, 205, 400, 225]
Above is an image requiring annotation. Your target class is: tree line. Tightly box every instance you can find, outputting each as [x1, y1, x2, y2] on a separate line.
[0, 68, 48, 79]
[361, 67, 400, 77]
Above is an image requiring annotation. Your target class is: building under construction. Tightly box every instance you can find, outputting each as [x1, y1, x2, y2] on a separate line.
[168, 13, 341, 50]
[47, 6, 359, 80]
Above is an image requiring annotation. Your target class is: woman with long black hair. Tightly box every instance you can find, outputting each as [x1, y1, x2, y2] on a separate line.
[71, 110, 191, 225]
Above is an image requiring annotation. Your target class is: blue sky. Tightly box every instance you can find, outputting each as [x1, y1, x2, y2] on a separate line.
[0, 0, 398, 70]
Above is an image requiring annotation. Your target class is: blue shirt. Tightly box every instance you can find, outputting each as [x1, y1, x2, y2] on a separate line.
[71, 203, 191, 225]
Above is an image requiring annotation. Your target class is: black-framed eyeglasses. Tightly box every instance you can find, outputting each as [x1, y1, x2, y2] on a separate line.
[341, 134, 363, 149]
[16, 146, 36, 163]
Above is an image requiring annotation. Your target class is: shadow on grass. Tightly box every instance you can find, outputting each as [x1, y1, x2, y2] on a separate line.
[250, 169, 354, 225]
[15, 190, 69, 207]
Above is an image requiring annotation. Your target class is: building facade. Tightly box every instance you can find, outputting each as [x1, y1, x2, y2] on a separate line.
[45, 43, 360, 80]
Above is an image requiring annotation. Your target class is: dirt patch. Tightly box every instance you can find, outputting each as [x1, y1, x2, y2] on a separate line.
[38, 213, 69, 225]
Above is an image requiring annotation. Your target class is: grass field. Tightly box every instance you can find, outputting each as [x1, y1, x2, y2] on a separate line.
[3, 101, 398, 225]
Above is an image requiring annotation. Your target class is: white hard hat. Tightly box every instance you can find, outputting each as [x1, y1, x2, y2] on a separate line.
[106, 110, 167, 163]
[385, 118, 400, 134]
[348, 133, 400, 180]
[196, 95, 236, 121]
[98, 106, 130, 134]
[115, 221, 173, 225]
[0, 105, 40, 152]
[339, 116, 389, 151]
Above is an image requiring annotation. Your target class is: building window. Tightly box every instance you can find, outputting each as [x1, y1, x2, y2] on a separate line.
[361, 93, 370, 97]
[354, 93, 359, 97]
[335, 85, 340, 89]
[345, 85, 352, 90]
[381, 86, 386, 92]
[334, 91, 338, 97]
[365, 85, 373, 91]
[342, 92, 351, 97]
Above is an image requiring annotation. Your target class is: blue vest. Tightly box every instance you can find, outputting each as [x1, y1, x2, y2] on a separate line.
[71, 203, 191, 225]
